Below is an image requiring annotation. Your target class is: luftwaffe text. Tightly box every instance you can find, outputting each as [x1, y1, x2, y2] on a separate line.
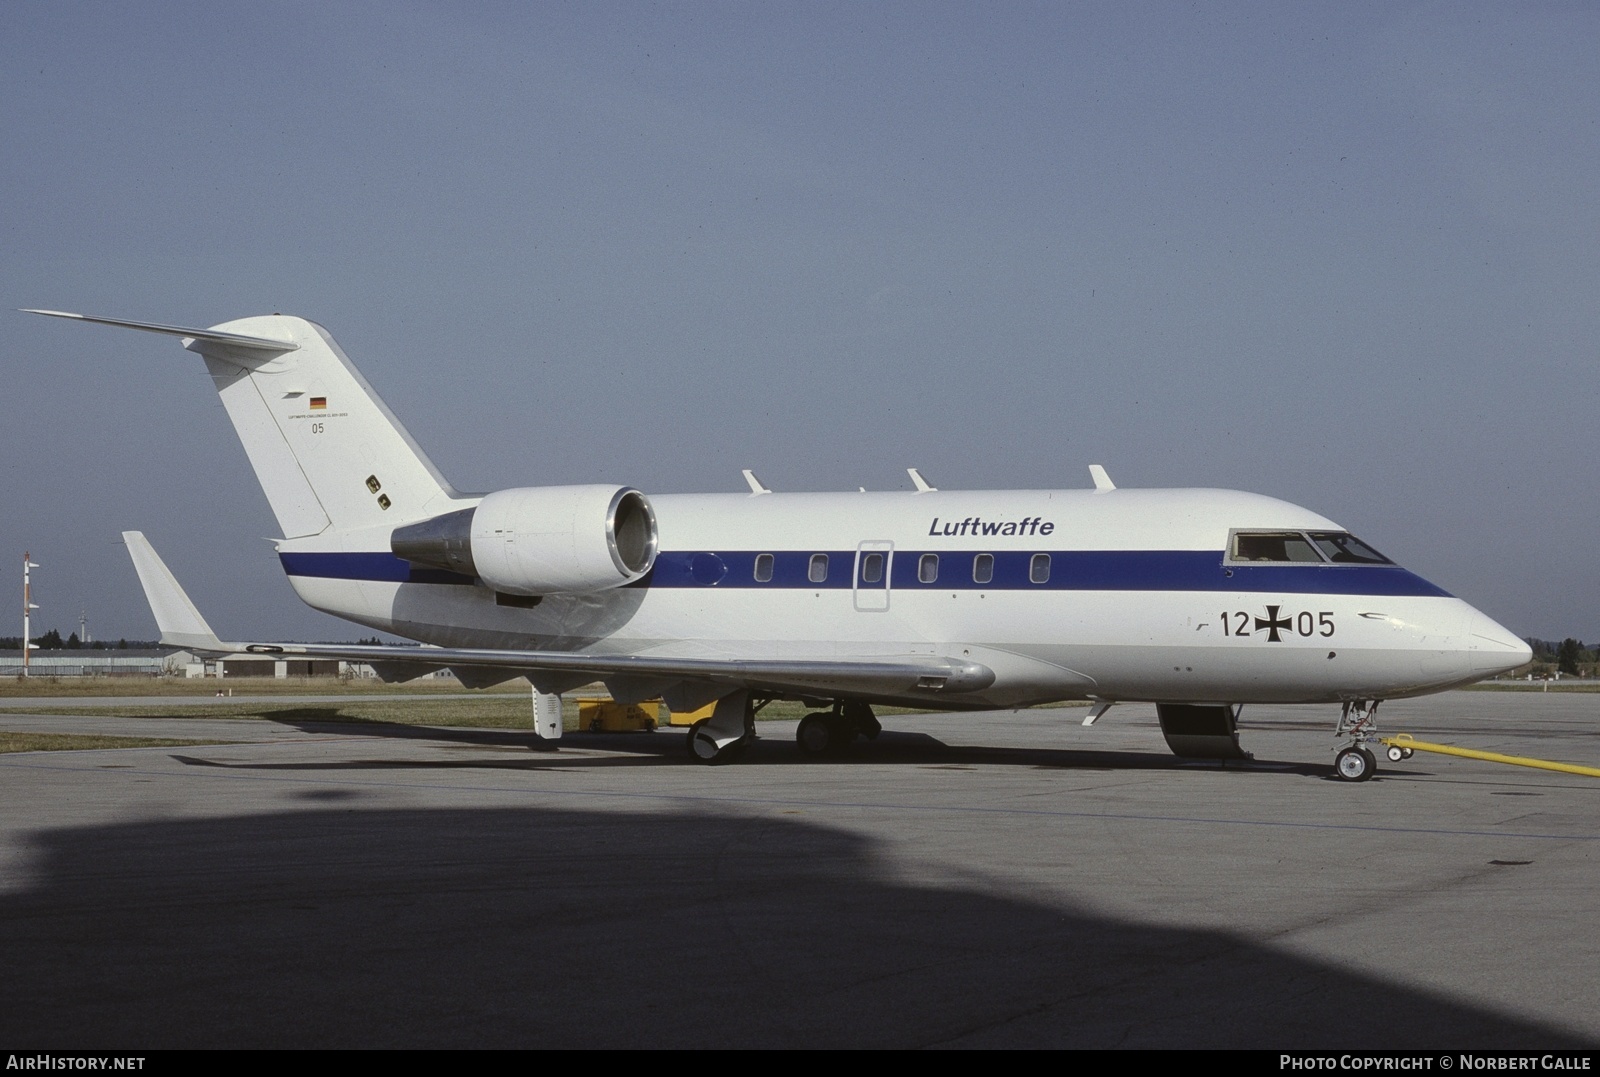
[928, 517, 1055, 537]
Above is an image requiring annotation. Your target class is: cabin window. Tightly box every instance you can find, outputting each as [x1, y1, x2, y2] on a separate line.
[754, 553, 774, 582]
[1231, 531, 1324, 563]
[808, 553, 829, 583]
[1030, 553, 1051, 584]
[918, 553, 939, 584]
[973, 553, 994, 584]
[861, 552, 884, 584]
[1307, 532, 1392, 565]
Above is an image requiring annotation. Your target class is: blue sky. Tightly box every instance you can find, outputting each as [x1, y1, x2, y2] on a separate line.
[2, 2, 1595, 642]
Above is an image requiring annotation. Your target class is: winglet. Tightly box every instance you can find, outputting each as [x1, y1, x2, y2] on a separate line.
[742, 469, 771, 495]
[121, 531, 227, 651]
[907, 467, 937, 493]
[1088, 464, 1116, 492]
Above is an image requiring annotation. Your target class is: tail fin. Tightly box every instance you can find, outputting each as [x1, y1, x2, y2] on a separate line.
[27, 310, 462, 537]
[199, 315, 463, 536]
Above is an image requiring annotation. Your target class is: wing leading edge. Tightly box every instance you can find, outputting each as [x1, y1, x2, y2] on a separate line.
[121, 532, 995, 706]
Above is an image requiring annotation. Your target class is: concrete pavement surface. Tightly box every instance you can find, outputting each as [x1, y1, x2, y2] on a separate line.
[0, 690, 1595, 1048]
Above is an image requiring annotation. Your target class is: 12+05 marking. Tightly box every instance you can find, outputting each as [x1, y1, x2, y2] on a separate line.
[1220, 607, 1335, 642]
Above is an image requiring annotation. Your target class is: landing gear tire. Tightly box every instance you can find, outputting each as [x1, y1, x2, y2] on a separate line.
[797, 711, 864, 756]
[688, 719, 745, 765]
[797, 703, 878, 757]
[825, 714, 858, 752]
[797, 713, 832, 755]
[843, 701, 881, 740]
[1336, 745, 1376, 782]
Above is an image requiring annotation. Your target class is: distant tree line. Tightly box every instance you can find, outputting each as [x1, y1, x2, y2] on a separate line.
[1525, 638, 1594, 677]
[4, 632, 398, 650]
[0, 633, 151, 650]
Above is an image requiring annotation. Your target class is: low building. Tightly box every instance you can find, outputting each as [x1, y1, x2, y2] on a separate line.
[1, 649, 360, 679]
[0, 649, 187, 678]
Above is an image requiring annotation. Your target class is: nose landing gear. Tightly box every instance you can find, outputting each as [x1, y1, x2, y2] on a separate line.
[1333, 700, 1383, 782]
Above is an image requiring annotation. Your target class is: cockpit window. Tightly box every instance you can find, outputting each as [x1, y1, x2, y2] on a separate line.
[1230, 531, 1324, 563]
[1228, 529, 1395, 566]
[1308, 531, 1392, 565]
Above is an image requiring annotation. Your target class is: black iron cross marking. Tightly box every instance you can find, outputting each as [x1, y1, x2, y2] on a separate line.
[1255, 605, 1293, 642]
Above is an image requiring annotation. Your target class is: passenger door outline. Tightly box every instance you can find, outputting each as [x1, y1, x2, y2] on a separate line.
[853, 540, 893, 612]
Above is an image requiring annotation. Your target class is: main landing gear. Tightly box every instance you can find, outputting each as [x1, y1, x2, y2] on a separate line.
[1333, 700, 1386, 782]
[685, 696, 882, 763]
[796, 701, 881, 757]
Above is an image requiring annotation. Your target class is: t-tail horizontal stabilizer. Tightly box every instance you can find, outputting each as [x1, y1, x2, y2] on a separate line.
[121, 531, 228, 652]
[23, 309, 299, 353]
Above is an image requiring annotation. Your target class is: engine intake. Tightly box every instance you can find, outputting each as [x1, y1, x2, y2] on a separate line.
[391, 485, 658, 595]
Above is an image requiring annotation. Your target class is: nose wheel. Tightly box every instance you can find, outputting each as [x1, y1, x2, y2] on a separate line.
[1335, 745, 1377, 782]
[1333, 700, 1383, 782]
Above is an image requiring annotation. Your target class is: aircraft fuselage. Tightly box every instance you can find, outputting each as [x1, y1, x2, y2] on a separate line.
[277, 486, 1528, 710]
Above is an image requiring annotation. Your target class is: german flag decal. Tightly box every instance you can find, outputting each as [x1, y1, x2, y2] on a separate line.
[309, 397, 327, 410]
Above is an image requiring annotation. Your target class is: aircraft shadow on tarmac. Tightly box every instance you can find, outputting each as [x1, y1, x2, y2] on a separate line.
[0, 803, 1584, 1049]
[251, 710, 1346, 778]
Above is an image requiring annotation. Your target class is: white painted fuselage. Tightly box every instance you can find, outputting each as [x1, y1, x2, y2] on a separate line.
[280, 486, 1528, 710]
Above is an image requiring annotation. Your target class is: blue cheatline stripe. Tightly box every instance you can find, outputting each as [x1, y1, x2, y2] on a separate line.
[279, 551, 474, 586]
[280, 549, 1451, 598]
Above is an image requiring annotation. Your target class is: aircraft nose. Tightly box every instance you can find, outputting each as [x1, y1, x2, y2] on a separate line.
[1462, 607, 1532, 675]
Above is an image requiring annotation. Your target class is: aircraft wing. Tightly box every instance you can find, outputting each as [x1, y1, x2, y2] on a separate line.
[121, 532, 994, 707]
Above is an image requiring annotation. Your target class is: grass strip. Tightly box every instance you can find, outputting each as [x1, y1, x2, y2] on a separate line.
[0, 732, 228, 754]
[1465, 682, 1600, 692]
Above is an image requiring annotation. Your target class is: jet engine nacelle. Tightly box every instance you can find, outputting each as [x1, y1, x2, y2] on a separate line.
[391, 485, 658, 595]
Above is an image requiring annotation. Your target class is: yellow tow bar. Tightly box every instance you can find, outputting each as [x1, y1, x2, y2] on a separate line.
[1381, 734, 1600, 779]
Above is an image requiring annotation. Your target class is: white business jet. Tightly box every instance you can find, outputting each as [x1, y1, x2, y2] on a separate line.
[27, 309, 1532, 780]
